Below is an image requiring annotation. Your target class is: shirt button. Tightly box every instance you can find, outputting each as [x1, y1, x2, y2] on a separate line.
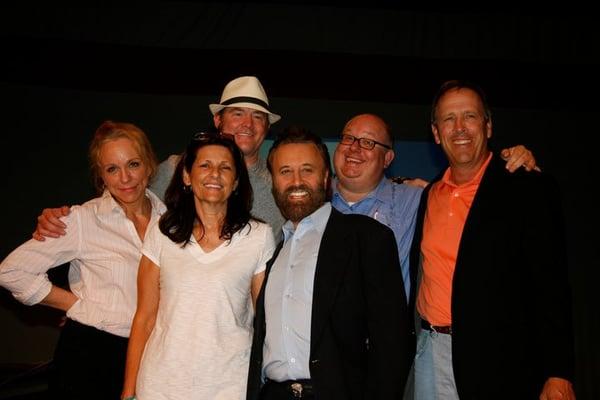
[454, 192, 459, 197]
[449, 212, 454, 216]
[290, 357, 296, 363]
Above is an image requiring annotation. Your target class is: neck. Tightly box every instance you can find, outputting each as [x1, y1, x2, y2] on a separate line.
[116, 194, 151, 219]
[449, 151, 490, 185]
[195, 203, 227, 232]
[244, 153, 259, 168]
[336, 178, 381, 203]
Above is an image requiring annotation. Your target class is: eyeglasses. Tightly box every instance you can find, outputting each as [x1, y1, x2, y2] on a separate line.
[339, 134, 392, 150]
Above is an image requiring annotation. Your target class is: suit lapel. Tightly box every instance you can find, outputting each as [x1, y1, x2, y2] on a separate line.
[256, 240, 285, 338]
[310, 209, 352, 354]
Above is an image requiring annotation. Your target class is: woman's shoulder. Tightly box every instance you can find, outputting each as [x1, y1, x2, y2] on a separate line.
[235, 219, 272, 240]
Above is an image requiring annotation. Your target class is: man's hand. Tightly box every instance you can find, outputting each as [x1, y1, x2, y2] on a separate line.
[501, 145, 541, 173]
[403, 178, 429, 188]
[540, 377, 575, 400]
[32, 206, 71, 241]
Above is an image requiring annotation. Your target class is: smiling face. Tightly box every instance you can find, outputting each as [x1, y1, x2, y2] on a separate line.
[270, 142, 329, 225]
[183, 144, 238, 208]
[431, 88, 492, 177]
[214, 106, 269, 164]
[333, 114, 394, 196]
[98, 137, 151, 208]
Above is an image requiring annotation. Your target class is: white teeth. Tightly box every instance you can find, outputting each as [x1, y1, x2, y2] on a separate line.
[204, 183, 222, 189]
[289, 190, 308, 197]
[454, 139, 471, 145]
[346, 157, 362, 163]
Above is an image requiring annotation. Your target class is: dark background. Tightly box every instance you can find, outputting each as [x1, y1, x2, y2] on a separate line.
[1, 3, 598, 398]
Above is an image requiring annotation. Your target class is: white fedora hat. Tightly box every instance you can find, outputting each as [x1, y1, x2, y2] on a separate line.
[209, 76, 281, 124]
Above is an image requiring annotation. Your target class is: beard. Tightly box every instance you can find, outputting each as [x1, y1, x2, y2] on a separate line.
[273, 183, 326, 224]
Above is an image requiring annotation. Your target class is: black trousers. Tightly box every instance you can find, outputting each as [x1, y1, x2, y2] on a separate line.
[49, 319, 128, 400]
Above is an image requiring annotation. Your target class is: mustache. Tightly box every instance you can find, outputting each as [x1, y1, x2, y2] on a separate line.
[282, 184, 313, 196]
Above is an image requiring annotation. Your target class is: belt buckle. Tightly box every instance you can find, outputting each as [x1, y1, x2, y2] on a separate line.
[290, 382, 303, 398]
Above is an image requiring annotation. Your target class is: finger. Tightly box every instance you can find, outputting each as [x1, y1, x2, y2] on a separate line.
[47, 214, 68, 229]
[32, 231, 46, 242]
[505, 154, 524, 172]
[534, 165, 542, 172]
[500, 148, 511, 160]
[37, 227, 62, 238]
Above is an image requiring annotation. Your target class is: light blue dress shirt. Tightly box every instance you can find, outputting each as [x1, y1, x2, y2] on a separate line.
[331, 177, 422, 298]
[262, 203, 332, 381]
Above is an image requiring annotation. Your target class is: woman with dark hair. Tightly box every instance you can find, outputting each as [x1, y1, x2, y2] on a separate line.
[0, 121, 164, 399]
[122, 132, 275, 400]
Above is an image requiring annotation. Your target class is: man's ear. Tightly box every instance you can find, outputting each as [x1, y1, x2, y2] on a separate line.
[432, 124, 441, 144]
[213, 113, 222, 128]
[486, 119, 493, 139]
[384, 150, 395, 169]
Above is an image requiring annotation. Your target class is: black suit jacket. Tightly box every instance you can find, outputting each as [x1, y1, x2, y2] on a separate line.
[247, 208, 413, 400]
[410, 155, 574, 399]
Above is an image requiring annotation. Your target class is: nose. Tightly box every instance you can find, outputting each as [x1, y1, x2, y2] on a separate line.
[454, 117, 465, 132]
[291, 170, 302, 186]
[209, 165, 219, 177]
[349, 137, 362, 151]
[119, 169, 132, 183]
[240, 112, 252, 128]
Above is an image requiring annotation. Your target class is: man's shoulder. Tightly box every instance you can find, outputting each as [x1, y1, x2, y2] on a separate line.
[330, 208, 393, 233]
[487, 156, 557, 193]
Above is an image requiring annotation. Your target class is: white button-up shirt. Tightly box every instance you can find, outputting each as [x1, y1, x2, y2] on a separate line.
[0, 189, 165, 337]
[263, 203, 331, 381]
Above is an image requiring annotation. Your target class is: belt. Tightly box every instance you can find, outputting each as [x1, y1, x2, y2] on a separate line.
[263, 379, 314, 399]
[421, 319, 452, 335]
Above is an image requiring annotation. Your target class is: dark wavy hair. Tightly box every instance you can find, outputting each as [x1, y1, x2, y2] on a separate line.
[159, 132, 253, 246]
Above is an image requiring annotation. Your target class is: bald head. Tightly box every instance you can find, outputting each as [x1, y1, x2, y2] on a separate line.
[343, 114, 392, 145]
[334, 113, 395, 202]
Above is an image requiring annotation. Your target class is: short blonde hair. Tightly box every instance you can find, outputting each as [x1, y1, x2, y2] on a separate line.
[88, 121, 158, 193]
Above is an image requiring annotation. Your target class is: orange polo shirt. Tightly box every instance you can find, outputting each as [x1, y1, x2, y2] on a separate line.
[416, 153, 492, 326]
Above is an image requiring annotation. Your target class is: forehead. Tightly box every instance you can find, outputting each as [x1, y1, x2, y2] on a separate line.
[344, 116, 388, 142]
[195, 144, 234, 160]
[272, 142, 325, 167]
[99, 137, 139, 161]
[437, 88, 484, 113]
[222, 106, 267, 117]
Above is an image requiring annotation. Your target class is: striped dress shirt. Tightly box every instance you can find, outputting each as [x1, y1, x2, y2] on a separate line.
[0, 189, 165, 337]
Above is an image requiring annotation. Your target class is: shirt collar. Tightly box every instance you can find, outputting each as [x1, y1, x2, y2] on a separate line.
[97, 188, 166, 217]
[282, 202, 332, 243]
[332, 176, 389, 207]
[441, 152, 493, 188]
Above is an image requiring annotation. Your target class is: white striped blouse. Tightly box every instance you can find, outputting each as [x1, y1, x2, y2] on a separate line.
[0, 189, 165, 337]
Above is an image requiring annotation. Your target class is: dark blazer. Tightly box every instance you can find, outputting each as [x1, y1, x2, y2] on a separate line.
[247, 207, 414, 400]
[410, 155, 574, 399]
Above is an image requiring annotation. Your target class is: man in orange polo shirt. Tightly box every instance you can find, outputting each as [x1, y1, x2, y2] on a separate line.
[410, 80, 575, 399]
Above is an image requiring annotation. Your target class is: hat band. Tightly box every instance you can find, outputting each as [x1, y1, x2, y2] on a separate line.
[221, 96, 270, 111]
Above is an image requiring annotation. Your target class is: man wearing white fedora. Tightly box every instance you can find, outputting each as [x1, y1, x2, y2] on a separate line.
[33, 76, 286, 241]
[149, 76, 285, 238]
